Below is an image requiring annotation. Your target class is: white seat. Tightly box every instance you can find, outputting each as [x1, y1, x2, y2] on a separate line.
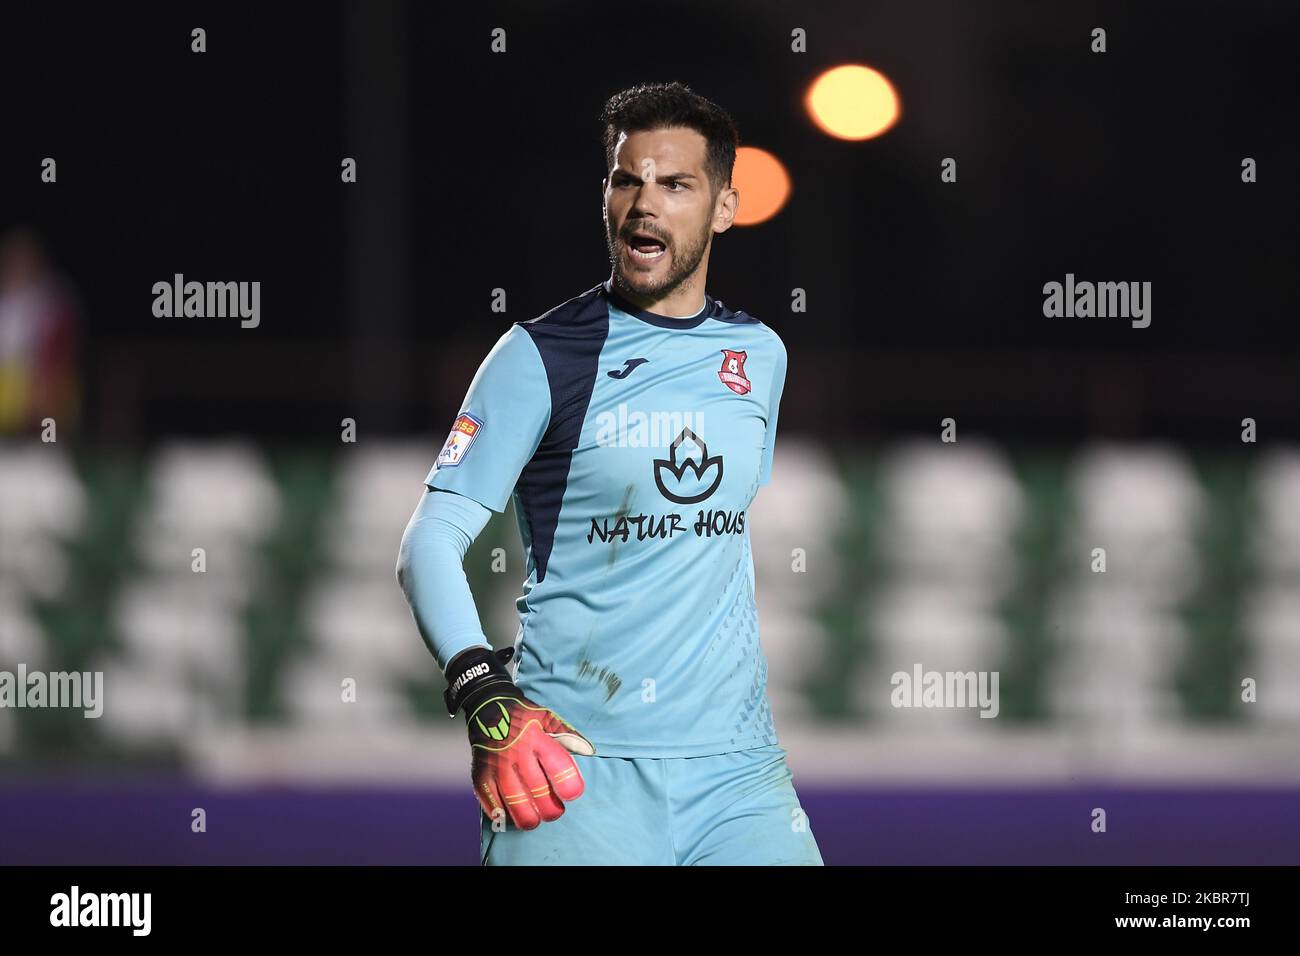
[1046, 584, 1185, 729]
[748, 438, 851, 724]
[281, 660, 417, 729]
[1243, 586, 1300, 725]
[325, 441, 444, 573]
[1064, 443, 1204, 601]
[877, 440, 1024, 595]
[1250, 448, 1300, 575]
[302, 575, 435, 673]
[0, 443, 84, 598]
[135, 441, 279, 574]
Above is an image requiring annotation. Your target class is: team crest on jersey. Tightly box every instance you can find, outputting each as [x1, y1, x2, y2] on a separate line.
[436, 412, 483, 468]
[717, 349, 751, 395]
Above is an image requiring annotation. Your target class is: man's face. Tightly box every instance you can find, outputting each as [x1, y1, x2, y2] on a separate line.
[602, 126, 732, 301]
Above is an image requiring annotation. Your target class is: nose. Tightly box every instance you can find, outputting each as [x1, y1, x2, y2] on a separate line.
[630, 176, 662, 219]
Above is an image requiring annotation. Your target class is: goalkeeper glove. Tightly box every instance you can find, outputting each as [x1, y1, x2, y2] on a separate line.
[444, 645, 595, 830]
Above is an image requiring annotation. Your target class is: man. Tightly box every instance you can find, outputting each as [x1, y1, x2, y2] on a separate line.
[397, 81, 822, 865]
[0, 229, 81, 435]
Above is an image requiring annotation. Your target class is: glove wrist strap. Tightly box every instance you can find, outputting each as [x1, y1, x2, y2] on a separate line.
[443, 645, 517, 718]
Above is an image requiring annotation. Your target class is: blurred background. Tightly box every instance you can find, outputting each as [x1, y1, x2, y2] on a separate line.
[1, 0, 1298, 864]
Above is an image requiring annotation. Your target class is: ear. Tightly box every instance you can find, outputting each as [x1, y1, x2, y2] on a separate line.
[712, 184, 739, 234]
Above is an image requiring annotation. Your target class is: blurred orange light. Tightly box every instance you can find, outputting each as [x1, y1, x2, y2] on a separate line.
[805, 65, 901, 140]
[731, 146, 790, 226]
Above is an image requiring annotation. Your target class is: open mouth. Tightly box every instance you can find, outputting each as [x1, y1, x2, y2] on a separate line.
[625, 232, 667, 262]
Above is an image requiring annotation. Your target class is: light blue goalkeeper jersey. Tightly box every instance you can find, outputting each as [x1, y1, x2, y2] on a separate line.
[426, 277, 787, 758]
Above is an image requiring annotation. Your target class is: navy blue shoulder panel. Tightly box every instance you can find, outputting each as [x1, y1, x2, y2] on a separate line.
[514, 284, 609, 583]
[707, 295, 760, 325]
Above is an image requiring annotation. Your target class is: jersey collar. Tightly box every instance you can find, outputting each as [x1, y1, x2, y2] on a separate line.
[602, 277, 714, 329]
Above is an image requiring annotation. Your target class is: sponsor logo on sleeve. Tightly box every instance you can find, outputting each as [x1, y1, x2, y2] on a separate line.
[436, 412, 483, 468]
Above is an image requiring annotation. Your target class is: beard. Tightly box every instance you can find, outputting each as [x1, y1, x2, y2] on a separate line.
[605, 215, 711, 302]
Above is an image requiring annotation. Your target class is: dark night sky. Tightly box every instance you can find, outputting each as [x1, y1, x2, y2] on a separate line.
[2, 0, 1296, 442]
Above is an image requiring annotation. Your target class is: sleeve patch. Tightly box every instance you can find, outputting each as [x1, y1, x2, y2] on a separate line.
[435, 412, 483, 468]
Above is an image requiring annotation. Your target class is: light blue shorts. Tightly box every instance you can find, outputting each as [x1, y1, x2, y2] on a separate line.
[479, 743, 823, 866]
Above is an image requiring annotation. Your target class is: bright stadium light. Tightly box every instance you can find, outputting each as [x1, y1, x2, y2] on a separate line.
[732, 146, 791, 225]
[805, 64, 901, 140]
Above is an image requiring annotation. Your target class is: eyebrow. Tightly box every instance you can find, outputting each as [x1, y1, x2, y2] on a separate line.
[610, 169, 699, 182]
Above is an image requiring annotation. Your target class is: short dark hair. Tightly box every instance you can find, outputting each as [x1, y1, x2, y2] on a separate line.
[600, 82, 739, 199]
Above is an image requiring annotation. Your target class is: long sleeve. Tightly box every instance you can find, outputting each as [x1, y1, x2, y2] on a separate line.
[396, 486, 495, 674]
[424, 323, 552, 513]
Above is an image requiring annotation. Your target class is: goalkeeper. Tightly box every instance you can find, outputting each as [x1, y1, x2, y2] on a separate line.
[397, 81, 822, 866]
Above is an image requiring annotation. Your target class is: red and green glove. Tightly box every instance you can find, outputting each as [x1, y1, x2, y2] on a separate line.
[444, 645, 595, 830]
